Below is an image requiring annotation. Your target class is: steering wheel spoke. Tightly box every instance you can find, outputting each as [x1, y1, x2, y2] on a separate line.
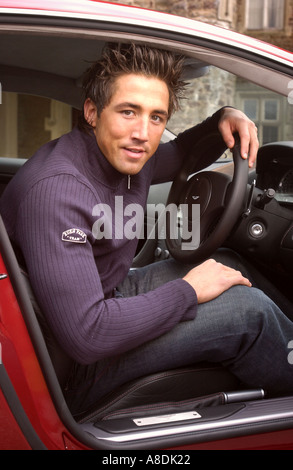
[166, 132, 248, 263]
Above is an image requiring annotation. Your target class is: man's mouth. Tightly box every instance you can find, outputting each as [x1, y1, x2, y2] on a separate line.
[123, 147, 146, 158]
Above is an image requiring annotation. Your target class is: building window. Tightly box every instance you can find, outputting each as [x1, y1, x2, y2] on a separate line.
[243, 97, 281, 145]
[246, 0, 285, 30]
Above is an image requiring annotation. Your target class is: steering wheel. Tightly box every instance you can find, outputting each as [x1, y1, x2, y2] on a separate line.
[165, 132, 248, 264]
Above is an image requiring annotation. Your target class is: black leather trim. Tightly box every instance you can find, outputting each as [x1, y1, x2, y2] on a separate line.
[78, 364, 242, 423]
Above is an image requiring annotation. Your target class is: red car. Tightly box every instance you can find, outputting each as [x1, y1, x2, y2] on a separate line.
[0, 0, 293, 451]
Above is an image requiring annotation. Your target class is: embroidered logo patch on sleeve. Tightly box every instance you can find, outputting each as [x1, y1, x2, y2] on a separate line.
[62, 228, 87, 243]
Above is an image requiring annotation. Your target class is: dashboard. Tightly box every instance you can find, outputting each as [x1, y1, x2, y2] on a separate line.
[256, 142, 293, 206]
[275, 168, 293, 204]
[226, 141, 293, 301]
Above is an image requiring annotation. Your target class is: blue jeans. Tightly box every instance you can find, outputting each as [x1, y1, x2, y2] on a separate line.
[65, 250, 293, 416]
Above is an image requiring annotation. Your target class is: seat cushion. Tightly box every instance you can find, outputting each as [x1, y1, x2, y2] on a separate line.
[77, 363, 242, 422]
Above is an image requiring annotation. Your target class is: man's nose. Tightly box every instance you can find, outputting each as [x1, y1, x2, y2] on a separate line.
[131, 118, 149, 141]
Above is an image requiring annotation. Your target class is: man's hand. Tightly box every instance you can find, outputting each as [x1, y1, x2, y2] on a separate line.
[183, 259, 252, 304]
[218, 107, 259, 168]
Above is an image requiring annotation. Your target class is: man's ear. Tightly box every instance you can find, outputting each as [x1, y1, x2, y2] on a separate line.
[84, 98, 98, 128]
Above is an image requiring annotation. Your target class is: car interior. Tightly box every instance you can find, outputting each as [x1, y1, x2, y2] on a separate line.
[0, 19, 293, 449]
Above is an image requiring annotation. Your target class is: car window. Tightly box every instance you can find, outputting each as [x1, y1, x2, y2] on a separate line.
[0, 92, 75, 159]
[0, 92, 175, 159]
[167, 66, 292, 152]
[0, 66, 291, 160]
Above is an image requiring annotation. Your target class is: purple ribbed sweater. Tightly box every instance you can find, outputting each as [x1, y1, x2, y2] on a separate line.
[1, 112, 221, 364]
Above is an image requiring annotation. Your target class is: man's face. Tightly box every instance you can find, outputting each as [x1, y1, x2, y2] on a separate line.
[91, 73, 169, 175]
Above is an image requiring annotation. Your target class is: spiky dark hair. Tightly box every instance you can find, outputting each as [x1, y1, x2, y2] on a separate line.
[78, 43, 186, 131]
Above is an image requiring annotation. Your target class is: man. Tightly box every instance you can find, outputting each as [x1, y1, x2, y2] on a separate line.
[1, 44, 292, 416]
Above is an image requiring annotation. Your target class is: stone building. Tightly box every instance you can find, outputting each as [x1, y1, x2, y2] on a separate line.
[236, 0, 293, 52]
[112, 0, 293, 52]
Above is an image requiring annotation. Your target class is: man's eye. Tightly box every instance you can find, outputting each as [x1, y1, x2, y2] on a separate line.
[152, 115, 163, 123]
[122, 110, 134, 116]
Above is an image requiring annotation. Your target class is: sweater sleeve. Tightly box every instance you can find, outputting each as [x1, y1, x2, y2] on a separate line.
[17, 174, 197, 365]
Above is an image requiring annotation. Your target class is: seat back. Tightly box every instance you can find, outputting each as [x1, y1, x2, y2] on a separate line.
[0, 157, 26, 197]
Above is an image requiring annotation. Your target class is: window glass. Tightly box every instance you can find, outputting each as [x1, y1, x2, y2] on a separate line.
[1, 66, 292, 160]
[167, 66, 291, 148]
[246, 0, 285, 30]
[247, 0, 263, 30]
[264, 100, 278, 121]
[0, 92, 73, 159]
[263, 125, 279, 144]
[244, 99, 258, 121]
